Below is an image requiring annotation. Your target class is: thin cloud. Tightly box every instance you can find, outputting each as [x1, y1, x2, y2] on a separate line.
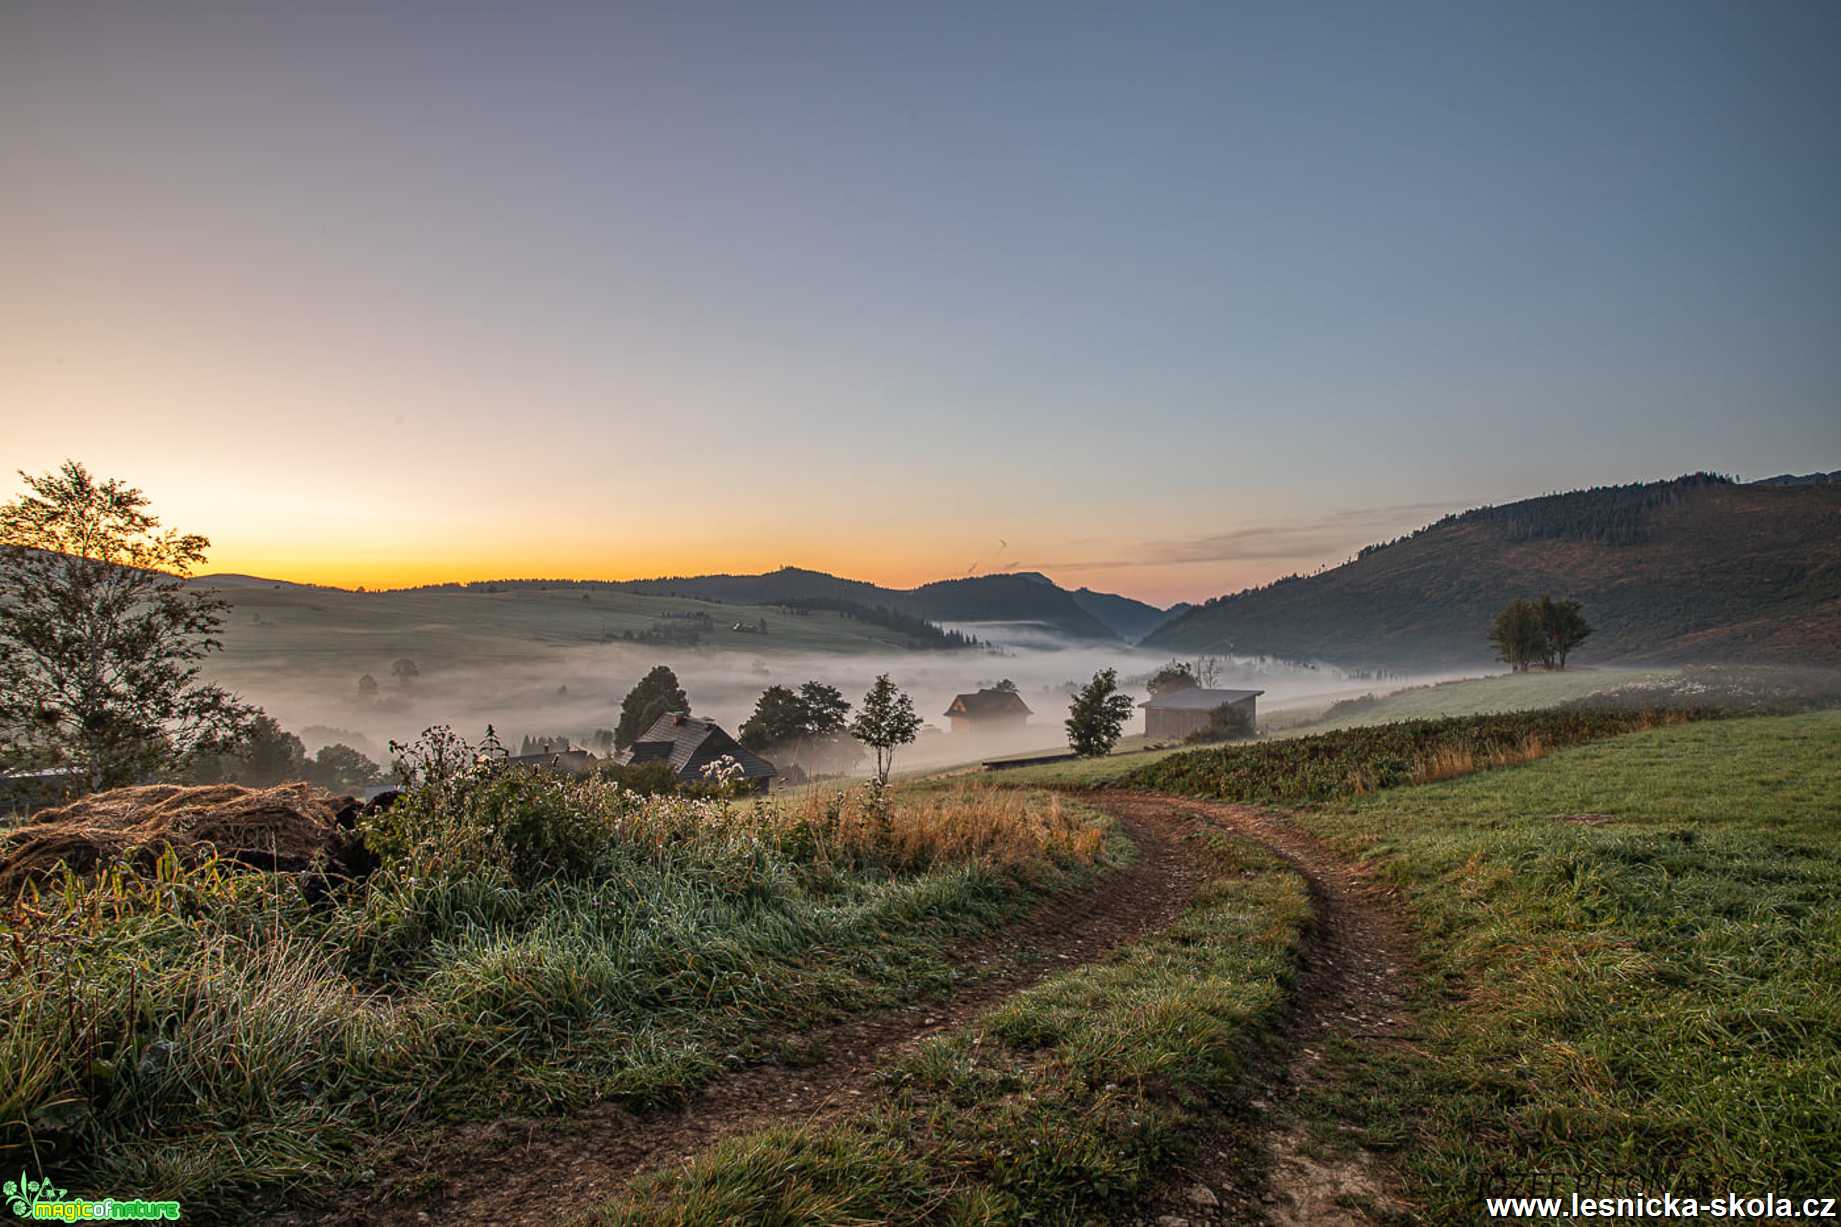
[1023, 499, 1465, 572]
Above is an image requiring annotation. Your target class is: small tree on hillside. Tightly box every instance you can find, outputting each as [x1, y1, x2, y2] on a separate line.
[390, 658, 420, 684]
[0, 461, 258, 791]
[1488, 599, 1550, 672]
[615, 665, 690, 748]
[849, 674, 921, 784]
[1537, 595, 1592, 669]
[1146, 661, 1199, 697]
[1066, 669, 1136, 758]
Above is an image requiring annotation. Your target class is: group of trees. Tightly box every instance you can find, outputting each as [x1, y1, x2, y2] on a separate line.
[190, 715, 385, 791]
[1488, 595, 1593, 671]
[738, 681, 859, 777]
[1143, 654, 1223, 697]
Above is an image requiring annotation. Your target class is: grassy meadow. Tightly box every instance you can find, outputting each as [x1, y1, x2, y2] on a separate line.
[1, 770, 1110, 1220]
[200, 576, 940, 673]
[1265, 666, 1681, 732]
[1284, 711, 1841, 1212]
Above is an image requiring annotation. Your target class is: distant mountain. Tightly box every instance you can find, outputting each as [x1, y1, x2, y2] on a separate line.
[610, 567, 1123, 641]
[1068, 586, 1178, 642]
[1751, 471, 1841, 487]
[1143, 474, 1841, 668]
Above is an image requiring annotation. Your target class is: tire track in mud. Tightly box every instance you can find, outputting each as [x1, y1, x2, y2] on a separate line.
[269, 805, 1214, 1227]
[1103, 793, 1421, 1227]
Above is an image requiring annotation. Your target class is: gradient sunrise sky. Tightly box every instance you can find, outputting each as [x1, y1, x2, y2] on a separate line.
[5, 1, 1838, 606]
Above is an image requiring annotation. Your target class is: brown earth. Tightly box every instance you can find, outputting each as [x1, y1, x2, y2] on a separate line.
[1110, 794, 1419, 1227]
[264, 804, 1218, 1227]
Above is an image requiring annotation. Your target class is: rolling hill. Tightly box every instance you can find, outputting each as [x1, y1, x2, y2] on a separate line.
[1144, 474, 1841, 669]
[602, 567, 1156, 642]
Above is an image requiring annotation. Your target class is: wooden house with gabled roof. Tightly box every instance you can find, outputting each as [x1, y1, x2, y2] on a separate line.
[943, 687, 1032, 735]
[614, 713, 778, 792]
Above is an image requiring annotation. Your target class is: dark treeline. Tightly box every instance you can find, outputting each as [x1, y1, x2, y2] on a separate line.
[776, 598, 980, 649]
[1361, 473, 1735, 558]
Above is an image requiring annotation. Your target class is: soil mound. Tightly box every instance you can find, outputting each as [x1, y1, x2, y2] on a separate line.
[0, 782, 370, 895]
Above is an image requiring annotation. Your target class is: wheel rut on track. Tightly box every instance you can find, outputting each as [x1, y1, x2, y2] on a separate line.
[271, 804, 1213, 1227]
[1102, 793, 1421, 1227]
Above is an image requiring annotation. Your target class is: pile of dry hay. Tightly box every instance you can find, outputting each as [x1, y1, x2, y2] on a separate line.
[0, 782, 373, 896]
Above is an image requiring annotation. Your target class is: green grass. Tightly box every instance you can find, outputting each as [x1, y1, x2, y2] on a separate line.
[0, 775, 1109, 1222]
[200, 577, 940, 678]
[1116, 707, 1715, 805]
[594, 831, 1311, 1226]
[1266, 668, 1681, 733]
[1288, 712, 1841, 1214]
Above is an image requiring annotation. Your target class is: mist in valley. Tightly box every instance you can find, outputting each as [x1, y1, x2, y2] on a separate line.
[201, 617, 1484, 774]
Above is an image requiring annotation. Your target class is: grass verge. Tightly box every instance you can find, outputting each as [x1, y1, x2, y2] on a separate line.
[1287, 711, 1841, 1214]
[1, 771, 1109, 1221]
[593, 829, 1311, 1226]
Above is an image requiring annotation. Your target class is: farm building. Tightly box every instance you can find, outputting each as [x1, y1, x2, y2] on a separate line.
[615, 713, 778, 792]
[943, 687, 1032, 735]
[1140, 688, 1263, 740]
[505, 747, 599, 778]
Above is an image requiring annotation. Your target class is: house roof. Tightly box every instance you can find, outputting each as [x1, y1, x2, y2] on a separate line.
[1139, 687, 1264, 711]
[944, 688, 1034, 719]
[618, 713, 778, 781]
[506, 748, 599, 777]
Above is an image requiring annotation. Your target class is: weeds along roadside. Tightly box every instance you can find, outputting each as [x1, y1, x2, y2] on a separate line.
[593, 830, 1311, 1226]
[0, 752, 1114, 1219]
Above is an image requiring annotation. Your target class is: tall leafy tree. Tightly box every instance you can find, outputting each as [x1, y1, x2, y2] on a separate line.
[1537, 595, 1593, 669]
[305, 743, 384, 791]
[849, 674, 921, 784]
[739, 685, 807, 750]
[1066, 668, 1136, 757]
[615, 665, 689, 748]
[0, 461, 258, 791]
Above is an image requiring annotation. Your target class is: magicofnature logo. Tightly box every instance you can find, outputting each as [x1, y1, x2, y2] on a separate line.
[6, 1170, 181, 1220]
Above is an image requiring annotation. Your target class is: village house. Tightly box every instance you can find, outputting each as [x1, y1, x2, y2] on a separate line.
[505, 746, 599, 778]
[943, 687, 1033, 735]
[615, 713, 778, 792]
[1140, 688, 1264, 740]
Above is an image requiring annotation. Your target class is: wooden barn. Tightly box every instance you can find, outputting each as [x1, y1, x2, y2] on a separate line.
[1140, 688, 1263, 741]
[943, 687, 1033, 735]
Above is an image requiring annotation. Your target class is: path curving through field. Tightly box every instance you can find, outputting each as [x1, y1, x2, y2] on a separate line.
[268, 805, 1214, 1227]
[1101, 793, 1421, 1227]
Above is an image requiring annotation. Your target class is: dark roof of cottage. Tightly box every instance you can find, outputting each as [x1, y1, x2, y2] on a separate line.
[618, 713, 778, 781]
[944, 688, 1034, 719]
[506, 748, 599, 777]
[1139, 687, 1264, 711]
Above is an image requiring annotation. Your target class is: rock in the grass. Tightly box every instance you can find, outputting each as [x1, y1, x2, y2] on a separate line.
[1187, 1185, 1221, 1208]
[1155, 1216, 1191, 1227]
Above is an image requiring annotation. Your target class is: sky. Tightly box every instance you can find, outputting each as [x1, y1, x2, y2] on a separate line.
[4, 1, 1838, 607]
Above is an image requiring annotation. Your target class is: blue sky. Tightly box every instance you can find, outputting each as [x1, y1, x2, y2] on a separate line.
[4, 0, 1837, 603]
